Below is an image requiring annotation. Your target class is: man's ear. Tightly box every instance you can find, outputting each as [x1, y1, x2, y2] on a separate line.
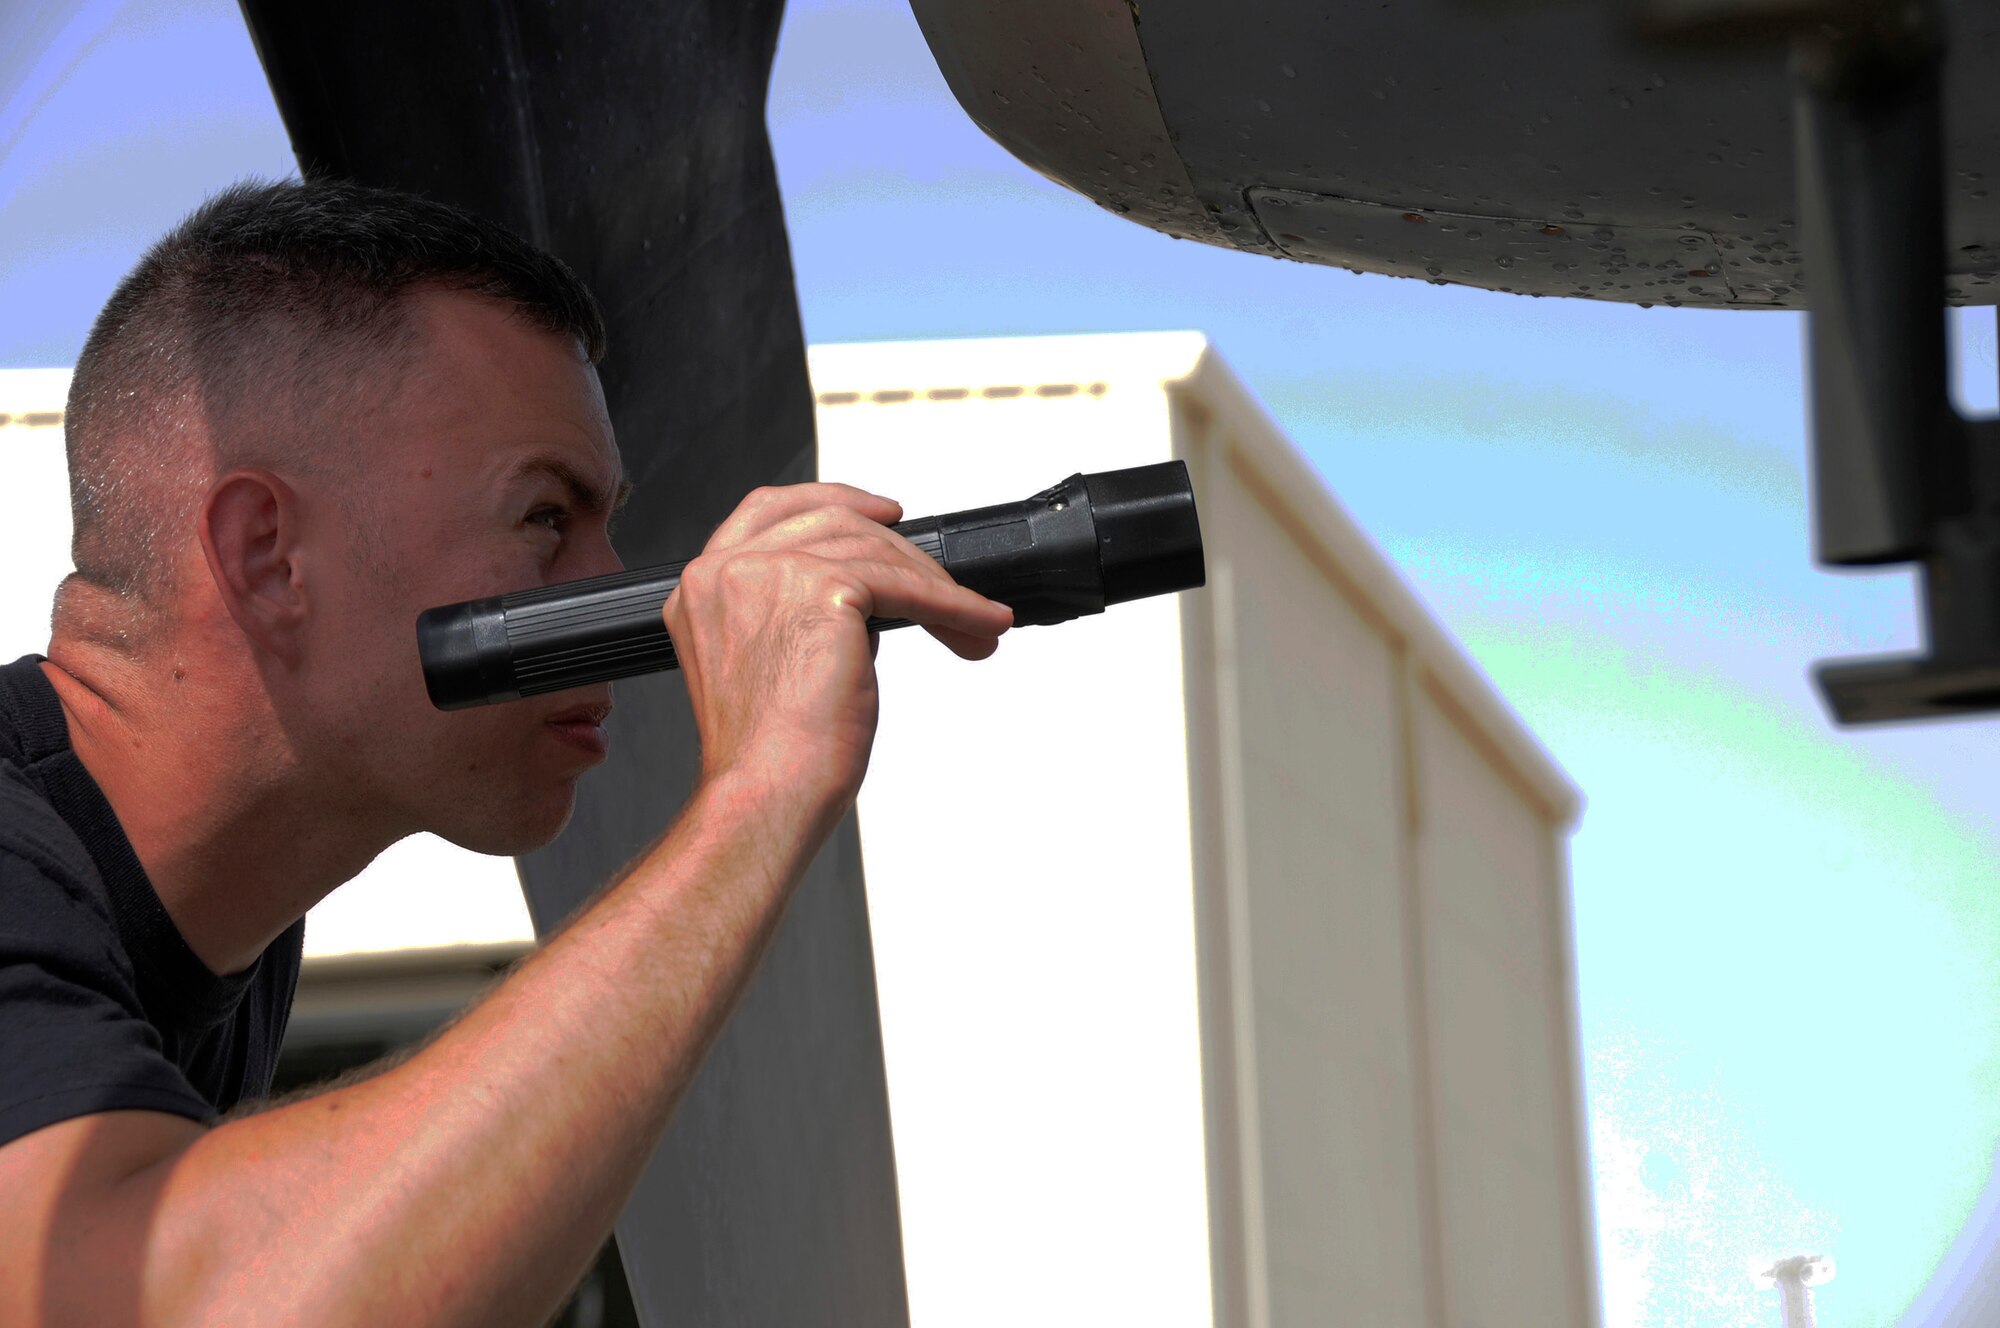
[198, 469, 308, 660]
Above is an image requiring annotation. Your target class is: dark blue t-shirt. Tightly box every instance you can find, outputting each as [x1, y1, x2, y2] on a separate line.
[0, 655, 302, 1147]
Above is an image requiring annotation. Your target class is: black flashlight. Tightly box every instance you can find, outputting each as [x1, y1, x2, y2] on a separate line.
[417, 460, 1205, 710]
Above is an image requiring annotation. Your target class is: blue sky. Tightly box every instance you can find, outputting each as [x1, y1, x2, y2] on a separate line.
[7, 1, 2000, 1324]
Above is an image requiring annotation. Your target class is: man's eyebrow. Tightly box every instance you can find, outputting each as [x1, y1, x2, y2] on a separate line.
[510, 454, 633, 513]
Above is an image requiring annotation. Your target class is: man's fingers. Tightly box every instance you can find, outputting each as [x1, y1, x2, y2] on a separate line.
[921, 624, 1003, 660]
[713, 497, 1022, 651]
[689, 549, 1010, 646]
[724, 506, 1015, 653]
[688, 488, 1013, 664]
[866, 539, 1013, 655]
[833, 558, 1013, 643]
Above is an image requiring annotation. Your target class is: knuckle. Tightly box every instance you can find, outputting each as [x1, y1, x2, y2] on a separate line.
[716, 552, 769, 591]
[799, 556, 848, 594]
[679, 557, 719, 594]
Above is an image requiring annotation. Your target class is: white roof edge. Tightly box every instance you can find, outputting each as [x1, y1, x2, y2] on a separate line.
[1170, 346, 1583, 828]
[807, 331, 1210, 392]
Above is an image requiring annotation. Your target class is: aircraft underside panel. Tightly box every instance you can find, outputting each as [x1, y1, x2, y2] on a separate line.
[909, 0, 2000, 310]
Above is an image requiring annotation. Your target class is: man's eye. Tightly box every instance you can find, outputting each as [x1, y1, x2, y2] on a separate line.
[526, 507, 568, 533]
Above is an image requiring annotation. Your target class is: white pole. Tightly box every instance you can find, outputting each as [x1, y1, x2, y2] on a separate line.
[1757, 1255, 1834, 1328]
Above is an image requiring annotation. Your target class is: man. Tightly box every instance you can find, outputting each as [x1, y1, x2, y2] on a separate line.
[0, 180, 1012, 1325]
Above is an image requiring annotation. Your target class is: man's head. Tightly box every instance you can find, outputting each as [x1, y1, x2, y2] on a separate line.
[58, 180, 629, 854]
[63, 179, 608, 621]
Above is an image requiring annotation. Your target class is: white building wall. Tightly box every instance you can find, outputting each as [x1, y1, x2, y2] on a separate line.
[1415, 683, 1594, 1327]
[812, 331, 1590, 1328]
[1177, 413, 1433, 1327]
[1162, 345, 1592, 1328]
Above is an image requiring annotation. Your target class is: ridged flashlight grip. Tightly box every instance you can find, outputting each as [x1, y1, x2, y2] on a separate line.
[499, 560, 692, 695]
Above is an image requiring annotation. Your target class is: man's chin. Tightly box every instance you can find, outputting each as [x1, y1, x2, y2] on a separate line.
[437, 792, 577, 857]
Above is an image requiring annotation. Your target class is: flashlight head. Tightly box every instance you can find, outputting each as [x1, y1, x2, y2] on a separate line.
[1083, 460, 1207, 606]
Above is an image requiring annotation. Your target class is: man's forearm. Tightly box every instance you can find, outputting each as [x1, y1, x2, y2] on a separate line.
[93, 768, 839, 1328]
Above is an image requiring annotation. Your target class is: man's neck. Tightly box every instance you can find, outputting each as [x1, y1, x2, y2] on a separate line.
[41, 633, 395, 976]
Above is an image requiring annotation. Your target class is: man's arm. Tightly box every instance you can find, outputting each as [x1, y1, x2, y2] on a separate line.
[0, 484, 1012, 1328]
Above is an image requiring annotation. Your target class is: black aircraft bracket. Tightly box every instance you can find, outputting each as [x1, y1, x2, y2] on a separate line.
[1631, 0, 2000, 723]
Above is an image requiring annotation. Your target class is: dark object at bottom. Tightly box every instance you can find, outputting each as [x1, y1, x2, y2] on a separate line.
[1788, 11, 2000, 725]
[1817, 657, 2000, 724]
[417, 460, 1207, 710]
[1816, 501, 2000, 722]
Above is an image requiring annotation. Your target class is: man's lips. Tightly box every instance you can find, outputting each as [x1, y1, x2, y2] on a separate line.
[548, 701, 612, 726]
[545, 701, 613, 758]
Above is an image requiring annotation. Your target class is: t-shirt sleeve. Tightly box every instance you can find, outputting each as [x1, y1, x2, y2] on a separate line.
[0, 786, 212, 1148]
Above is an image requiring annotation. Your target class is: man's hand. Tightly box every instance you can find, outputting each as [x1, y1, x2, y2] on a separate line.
[663, 483, 1013, 815]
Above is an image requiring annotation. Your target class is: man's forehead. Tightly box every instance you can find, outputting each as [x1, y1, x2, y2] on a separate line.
[395, 288, 619, 472]
[404, 286, 600, 383]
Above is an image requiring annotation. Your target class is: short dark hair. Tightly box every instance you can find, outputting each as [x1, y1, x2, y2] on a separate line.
[61, 178, 607, 615]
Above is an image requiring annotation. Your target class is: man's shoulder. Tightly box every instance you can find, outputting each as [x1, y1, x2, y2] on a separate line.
[0, 763, 124, 983]
[0, 655, 56, 767]
[0, 657, 114, 915]
[0, 707, 123, 972]
[0, 722, 203, 1150]
[0, 759, 104, 899]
